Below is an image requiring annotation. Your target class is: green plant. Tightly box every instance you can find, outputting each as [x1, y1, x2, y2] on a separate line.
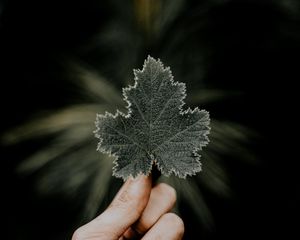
[2, 65, 253, 226]
[2, 0, 255, 228]
[95, 56, 210, 179]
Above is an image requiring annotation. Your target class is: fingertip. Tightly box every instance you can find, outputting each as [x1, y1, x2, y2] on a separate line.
[155, 183, 176, 205]
[102, 174, 152, 229]
[142, 213, 185, 240]
[122, 174, 152, 199]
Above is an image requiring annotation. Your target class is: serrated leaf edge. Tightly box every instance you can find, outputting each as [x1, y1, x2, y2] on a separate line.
[94, 56, 210, 180]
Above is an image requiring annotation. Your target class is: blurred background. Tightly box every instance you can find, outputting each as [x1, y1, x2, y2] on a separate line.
[0, 0, 299, 239]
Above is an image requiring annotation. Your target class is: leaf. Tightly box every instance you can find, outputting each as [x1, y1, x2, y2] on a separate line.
[94, 56, 210, 179]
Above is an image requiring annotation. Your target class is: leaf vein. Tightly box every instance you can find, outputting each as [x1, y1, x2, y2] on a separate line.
[153, 117, 205, 152]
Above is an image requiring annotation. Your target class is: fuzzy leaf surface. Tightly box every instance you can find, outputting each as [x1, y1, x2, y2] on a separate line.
[95, 56, 210, 179]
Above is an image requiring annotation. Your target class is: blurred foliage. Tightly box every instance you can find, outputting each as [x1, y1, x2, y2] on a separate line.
[2, 64, 254, 225]
[1, 0, 261, 232]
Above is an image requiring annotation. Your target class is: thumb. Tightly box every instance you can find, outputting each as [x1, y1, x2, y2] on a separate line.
[72, 175, 152, 240]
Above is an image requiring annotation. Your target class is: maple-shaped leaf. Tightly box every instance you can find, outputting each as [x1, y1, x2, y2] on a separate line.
[94, 56, 210, 180]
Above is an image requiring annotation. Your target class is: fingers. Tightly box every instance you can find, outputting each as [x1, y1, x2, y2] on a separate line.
[123, 183, 176, 238]
[72, 175, 152, 240]
[142, 213, 184, 240]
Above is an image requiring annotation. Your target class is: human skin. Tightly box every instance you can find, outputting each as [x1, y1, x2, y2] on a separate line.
[72, 175, 184, 240]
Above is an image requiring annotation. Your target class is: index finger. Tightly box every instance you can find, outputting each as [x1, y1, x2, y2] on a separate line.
[73, 175, 152, 240]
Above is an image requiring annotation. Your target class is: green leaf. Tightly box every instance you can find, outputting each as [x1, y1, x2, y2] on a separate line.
[94, 56, 210, 179]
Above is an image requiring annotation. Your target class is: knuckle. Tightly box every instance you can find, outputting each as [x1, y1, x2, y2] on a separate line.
[110, 190, 145, 219]
[162, 213, 185, 235]
[111, 190, 137, 211]
[115, 190, 133, 206]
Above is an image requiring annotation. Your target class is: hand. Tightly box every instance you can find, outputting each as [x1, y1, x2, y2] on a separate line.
[72, 175, 184, 240]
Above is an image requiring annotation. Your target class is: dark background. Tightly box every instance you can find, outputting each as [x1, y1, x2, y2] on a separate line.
[1, 0, 298, 239]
